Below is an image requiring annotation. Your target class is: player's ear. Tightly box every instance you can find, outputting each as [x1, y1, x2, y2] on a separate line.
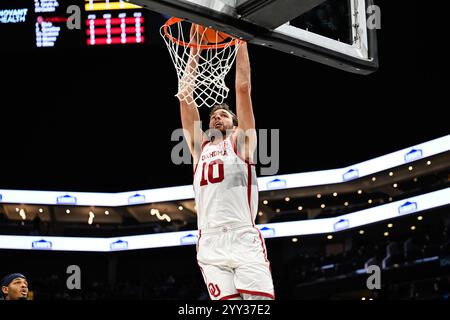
[1, 286, 8, 296]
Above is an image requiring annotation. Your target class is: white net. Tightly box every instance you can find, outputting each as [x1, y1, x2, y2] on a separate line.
[160, 18, 241, 108]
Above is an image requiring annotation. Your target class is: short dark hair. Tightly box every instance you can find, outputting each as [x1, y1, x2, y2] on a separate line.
[209, 103, 238, 126]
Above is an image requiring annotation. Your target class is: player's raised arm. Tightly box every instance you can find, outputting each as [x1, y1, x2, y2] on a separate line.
[234, 42, 257, 162]
[177, 24, 207, 167]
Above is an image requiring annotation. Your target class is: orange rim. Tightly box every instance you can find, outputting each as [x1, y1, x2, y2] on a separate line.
[162, 17, 239, 49]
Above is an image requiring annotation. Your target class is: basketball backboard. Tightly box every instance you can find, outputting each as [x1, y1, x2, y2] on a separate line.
[127, 0, 378, 74]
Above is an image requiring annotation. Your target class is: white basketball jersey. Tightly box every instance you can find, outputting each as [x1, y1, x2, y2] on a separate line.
[193, 136, 258, 230]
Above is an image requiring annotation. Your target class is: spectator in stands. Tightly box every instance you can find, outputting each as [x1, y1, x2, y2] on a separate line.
[315, 5, 338, 39]
[1, 273, 29, 300]
[31, 214, 42, 236]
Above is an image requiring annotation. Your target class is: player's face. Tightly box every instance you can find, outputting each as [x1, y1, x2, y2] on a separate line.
[4, 278, 28, 300]
[209, 109, 234, 133]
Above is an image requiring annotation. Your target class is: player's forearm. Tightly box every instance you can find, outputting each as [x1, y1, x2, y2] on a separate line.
[177, 52, 199, 102]
[235, 41, 255, 133]
[180, 52, 201, 125]
[185, 51, 199, 79]
[235, 42, 251, 92]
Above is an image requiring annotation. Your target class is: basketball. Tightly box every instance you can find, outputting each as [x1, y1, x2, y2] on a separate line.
[203, 27, 229, 43]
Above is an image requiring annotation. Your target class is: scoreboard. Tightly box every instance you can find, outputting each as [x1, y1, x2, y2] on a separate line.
[0, 0, 159, 50]
[85, 0, 144, 46]
[86, 12, 144, 46]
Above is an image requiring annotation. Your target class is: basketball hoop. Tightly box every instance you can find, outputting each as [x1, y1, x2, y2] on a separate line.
[160, 17, 241, 108]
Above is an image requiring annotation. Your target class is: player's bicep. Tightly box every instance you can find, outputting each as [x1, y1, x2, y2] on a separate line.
[236, 88, 255, 132]
[191, 129, 209, 162]
[180, 101, 203, 153]
[234, 129, 257, 163]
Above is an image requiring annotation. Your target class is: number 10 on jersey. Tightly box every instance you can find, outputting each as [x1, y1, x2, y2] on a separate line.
[200, 160, 224, 186]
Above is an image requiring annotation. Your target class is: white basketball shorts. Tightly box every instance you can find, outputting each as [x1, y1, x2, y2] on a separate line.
[197, 224, 275, 300]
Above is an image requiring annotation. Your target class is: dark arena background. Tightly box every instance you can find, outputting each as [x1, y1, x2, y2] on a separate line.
[0, 0, 448, 306]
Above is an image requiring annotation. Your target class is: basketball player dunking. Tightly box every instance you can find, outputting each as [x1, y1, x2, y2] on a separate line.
[177, 26, 275, 300]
